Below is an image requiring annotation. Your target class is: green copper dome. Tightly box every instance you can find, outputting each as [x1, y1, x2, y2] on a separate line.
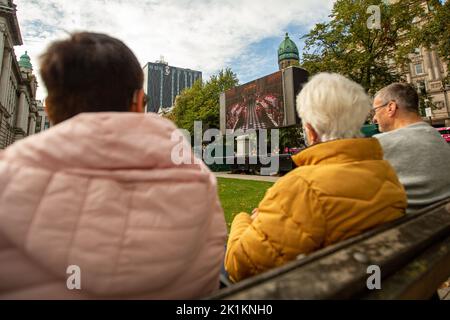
[19, 51, 33, 70]
[278, 33, 299, 63]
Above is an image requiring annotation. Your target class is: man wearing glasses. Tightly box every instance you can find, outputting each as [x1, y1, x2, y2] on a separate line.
[372, 83, 450, 213]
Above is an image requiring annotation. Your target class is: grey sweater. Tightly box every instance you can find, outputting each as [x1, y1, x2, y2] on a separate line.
[375, 122, 450, 213]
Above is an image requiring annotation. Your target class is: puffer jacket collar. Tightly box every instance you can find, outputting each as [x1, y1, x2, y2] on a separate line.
[293, 138, 383, 166]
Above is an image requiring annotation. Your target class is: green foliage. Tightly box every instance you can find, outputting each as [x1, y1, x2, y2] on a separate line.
[279, 126, 305, 149]
[171, 68, 239, 135]
[301, 0, 427, 95]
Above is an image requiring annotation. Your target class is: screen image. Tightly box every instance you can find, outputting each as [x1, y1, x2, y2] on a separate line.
[220, 67, 309, 134]
[225, 71, 284, 132]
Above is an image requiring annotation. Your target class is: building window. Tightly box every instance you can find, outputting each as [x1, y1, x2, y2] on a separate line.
[414, 63, 424, 75]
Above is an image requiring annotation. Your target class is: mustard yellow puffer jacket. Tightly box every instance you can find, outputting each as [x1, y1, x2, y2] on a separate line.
[225, 138, 407, 283]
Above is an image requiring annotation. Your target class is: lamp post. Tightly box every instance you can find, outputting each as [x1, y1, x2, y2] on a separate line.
[416, 82, 425, 116]
[417, 81, 431, 123]
[424, 98, 432, 125]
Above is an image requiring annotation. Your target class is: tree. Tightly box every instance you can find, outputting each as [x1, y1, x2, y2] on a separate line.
[170, 68, 238, 135]
[301, 0, 427, 95]
[420, 0, 450, 85]
[279, 126, 306, 150]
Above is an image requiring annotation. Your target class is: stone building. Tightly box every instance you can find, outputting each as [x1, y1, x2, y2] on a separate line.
[403, 46, 450, 126]
[388, 0, 449, 126]
[35, 100, 50, 133]
[0, 0, 41, 149]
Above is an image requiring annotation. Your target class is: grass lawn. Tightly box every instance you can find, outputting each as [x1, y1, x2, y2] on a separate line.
[217, 177, 274, 231]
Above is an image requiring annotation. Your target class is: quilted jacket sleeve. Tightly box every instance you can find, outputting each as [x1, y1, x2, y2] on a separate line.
[224, 175, 327, 283]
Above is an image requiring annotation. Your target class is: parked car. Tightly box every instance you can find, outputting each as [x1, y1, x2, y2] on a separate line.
[437, 127, 450, 143]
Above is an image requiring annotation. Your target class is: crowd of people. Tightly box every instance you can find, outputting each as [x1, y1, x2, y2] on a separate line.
[0, 32, 449, 299]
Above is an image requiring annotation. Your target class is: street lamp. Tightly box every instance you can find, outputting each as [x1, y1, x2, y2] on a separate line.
[424, 98, 432, 125]
[416, 81, 430, 120]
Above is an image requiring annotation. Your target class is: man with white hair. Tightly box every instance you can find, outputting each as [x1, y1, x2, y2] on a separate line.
[372, 83, 450, 213]
[225, 73, 407, 283]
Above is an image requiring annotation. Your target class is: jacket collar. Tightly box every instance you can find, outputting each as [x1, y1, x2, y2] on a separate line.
[292, 138, 383, 166]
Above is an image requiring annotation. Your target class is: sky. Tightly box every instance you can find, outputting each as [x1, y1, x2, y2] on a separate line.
[14, 0, 335, 100]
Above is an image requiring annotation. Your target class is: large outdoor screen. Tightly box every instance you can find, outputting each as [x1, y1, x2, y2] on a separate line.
[220, 67, 309, 134]
[225, 71, 284, 131]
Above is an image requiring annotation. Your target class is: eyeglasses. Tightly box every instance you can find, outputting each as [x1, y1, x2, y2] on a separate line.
[369, 100, 394, 118]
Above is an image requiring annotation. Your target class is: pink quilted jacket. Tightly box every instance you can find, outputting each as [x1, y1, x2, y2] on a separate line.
[0, 112, 227, 299]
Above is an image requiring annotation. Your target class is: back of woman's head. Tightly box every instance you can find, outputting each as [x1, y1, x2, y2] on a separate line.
[296, 73, 371, 142]
[40, 32, 144, 124]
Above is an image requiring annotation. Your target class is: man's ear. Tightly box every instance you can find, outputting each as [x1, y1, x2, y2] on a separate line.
[130, 89, 145, 113]
[387, 101, 398, 117]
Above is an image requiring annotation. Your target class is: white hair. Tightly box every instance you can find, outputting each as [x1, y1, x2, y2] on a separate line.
[296, 73, 371, 142]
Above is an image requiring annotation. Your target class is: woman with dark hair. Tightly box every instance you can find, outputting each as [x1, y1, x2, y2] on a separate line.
[0, 32, 226, 299]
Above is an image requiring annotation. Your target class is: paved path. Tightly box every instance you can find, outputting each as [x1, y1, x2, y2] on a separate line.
[214, 172, 279, 183]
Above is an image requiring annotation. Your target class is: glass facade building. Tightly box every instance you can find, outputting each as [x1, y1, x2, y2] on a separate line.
[143, 62, 202, 113]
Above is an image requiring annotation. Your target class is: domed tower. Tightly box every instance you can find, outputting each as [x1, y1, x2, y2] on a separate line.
[18, 51, 33, 72]
[278, 33, 300, 70]
[18, 51, 37, 98]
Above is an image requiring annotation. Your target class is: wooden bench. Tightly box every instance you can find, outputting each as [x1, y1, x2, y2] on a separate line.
[208, 199, 450, 300]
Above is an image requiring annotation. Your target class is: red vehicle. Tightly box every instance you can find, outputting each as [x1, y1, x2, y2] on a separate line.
[438, 127, 450, 143]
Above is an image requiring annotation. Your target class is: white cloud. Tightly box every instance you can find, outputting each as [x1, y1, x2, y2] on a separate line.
[14, 0, 334, 99]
